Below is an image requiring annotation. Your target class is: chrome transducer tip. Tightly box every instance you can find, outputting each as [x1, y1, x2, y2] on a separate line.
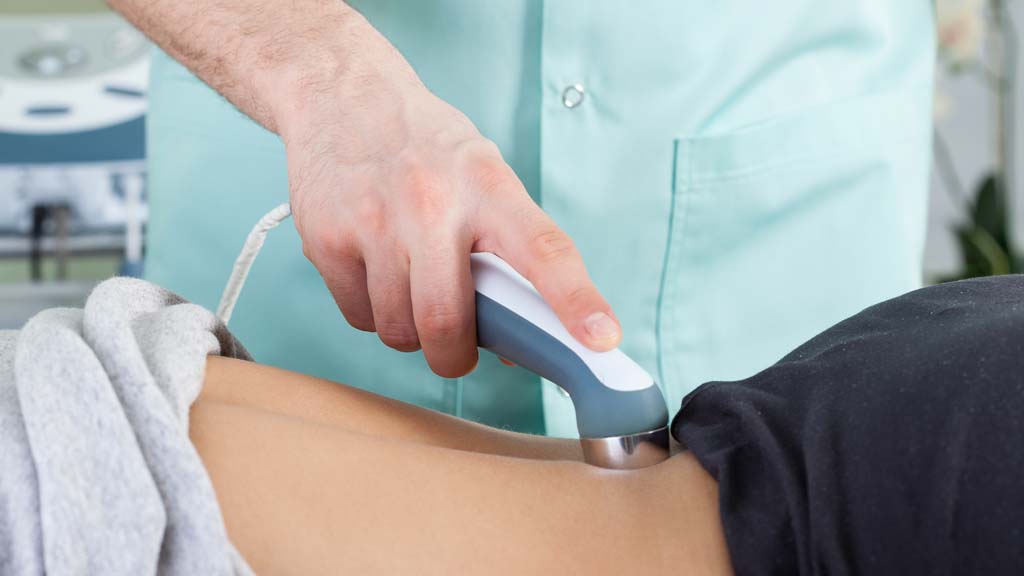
[580, 426, 670, 469]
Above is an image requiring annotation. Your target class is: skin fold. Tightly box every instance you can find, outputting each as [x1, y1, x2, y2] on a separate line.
[192, 356, 733, 575]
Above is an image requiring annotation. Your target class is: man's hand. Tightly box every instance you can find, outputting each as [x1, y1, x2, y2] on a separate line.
[283, 66, 621, 376]
[108, 0, 621, 377]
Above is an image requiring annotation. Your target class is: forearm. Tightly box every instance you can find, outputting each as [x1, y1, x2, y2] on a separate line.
[106, 0, 419, 134]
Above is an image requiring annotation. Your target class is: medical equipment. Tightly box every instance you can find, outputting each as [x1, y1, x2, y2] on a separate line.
[219, 204, 671, 470]
[0, 3, 148, 277]
[471, 254, 670, 468]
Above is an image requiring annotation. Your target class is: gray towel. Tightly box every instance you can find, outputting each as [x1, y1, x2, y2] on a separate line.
[0, 277, 254, 575]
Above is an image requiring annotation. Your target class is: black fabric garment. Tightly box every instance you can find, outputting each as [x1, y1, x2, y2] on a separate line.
[672, 275, 1024, 576]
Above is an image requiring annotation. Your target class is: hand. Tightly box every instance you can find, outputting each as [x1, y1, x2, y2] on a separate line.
[110, 0, 615, 376]
[280, 48, 621, 378]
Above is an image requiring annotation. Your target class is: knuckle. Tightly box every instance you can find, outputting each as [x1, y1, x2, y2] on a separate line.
[354, 193, 387, 235]
[375, 321, 420, 351]
[398, 164, 450, 221]
[564, 284, 597, 311]
[527, 227, 577, 265]
[418, 304, 465, 343]
[467, 153, 517, 196]
[308, 224, 351, 261]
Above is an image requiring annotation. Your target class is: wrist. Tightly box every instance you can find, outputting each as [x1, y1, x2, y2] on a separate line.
[256, 8, 422, 143]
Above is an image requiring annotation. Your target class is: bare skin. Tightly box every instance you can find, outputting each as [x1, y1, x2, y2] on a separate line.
[106, 0, 623, 377]
[193, 356, 733, 575]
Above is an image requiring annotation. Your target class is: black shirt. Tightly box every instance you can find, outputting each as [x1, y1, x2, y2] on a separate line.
[672, 275, 1024, 575]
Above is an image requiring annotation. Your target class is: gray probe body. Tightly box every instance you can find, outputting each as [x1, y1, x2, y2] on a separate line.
[471, 253, 670, 469]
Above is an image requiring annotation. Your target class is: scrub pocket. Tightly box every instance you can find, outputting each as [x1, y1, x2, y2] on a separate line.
[657, 89, 933, 402]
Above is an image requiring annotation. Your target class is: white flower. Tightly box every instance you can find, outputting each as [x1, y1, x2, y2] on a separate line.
[936, 0, 985, 65]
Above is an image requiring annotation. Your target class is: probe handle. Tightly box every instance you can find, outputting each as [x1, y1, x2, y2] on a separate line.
[470, 253, 668, 439]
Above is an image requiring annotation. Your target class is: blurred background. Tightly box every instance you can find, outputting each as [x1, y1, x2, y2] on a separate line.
[930, 0, 1023, 281]
[0, 0, 146, 327]
[0, 1, 1019, 328]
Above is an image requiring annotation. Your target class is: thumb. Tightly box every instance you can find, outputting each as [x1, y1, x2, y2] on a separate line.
[487, 202, 621, 351]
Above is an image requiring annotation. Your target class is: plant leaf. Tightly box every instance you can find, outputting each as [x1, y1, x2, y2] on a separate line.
[955, 225, 1011, 278]
[972, 173, 1008, 246]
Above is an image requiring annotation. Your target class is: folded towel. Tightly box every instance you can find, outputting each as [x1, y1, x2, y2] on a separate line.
[0, 277, 253, 575]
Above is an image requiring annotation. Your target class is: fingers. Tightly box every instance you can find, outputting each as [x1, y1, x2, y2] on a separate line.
[483, 193, 621, 352]
[317, 251, 375, 333]
[316, 232, 474, 370]
[297, 134, 600, 374]
[302, 192, 476, 373]
[409, 234, 478, 378]
[364, 244, 421, 352]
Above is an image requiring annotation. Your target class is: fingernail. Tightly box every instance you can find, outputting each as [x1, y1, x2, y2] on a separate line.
[584, 312, 620, 345]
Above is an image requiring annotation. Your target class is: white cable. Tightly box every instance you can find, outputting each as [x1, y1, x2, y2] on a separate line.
[216, 202, 292, 325]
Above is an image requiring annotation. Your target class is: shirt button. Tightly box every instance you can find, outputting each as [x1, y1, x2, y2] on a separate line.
[562, 83, 585, 109]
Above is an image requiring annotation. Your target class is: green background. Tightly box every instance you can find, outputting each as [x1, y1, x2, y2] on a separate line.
[2, 1, 109, 15]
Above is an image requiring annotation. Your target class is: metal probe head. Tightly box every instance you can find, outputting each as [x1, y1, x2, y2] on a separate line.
[470, 253, 672, 470]
[580, 426, 671, 469]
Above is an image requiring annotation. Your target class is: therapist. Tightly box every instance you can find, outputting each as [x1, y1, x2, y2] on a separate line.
[109, 1, 935, 437]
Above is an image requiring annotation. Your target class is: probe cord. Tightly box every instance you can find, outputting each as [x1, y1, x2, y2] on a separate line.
[216, 202, 292, 324]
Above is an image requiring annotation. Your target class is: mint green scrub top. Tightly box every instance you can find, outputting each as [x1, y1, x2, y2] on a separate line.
[146, 2, 935, 437]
